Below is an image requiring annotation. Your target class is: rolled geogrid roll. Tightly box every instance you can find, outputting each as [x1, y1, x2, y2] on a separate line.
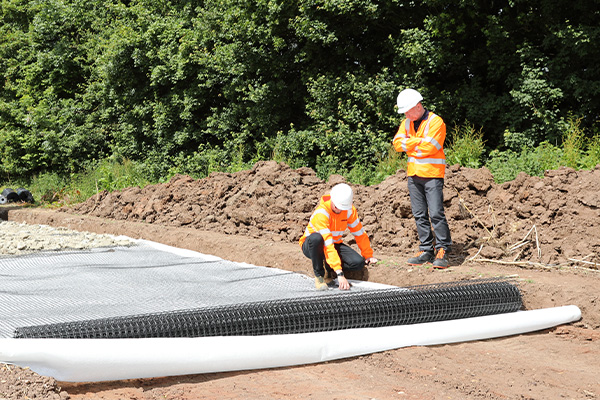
[13, 278, 522, 339]
[1, 188, 19, 203]
[16, 188, 34, 203]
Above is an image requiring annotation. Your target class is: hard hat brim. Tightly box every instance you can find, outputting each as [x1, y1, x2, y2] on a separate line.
[397, 102, 418, 114]
[335, 203, 352, 211]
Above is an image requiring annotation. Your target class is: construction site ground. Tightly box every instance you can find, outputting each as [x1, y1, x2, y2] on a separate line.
[1, 161, 599, 400]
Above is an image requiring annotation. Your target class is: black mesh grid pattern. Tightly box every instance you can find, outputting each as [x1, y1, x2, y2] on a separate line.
[13, 278, 522, 339]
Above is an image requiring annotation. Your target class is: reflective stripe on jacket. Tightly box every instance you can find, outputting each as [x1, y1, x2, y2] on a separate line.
[298, 194, 373, 271]
[392, 112, 447, 178]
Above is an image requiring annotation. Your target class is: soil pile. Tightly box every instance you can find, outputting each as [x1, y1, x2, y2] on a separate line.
[68, 161, 600, 267]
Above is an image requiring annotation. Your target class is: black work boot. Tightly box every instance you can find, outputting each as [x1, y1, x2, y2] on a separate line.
[407, 250, 435, 265]
[432, 248, 449, 269]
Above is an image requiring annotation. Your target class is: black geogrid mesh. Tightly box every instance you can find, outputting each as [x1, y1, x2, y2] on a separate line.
[13, 278, 522, 339]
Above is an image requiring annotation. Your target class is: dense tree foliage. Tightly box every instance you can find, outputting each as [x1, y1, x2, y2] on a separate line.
[1, 0, 598, 180]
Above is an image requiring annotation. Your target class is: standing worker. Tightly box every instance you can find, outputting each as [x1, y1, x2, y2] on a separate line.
[300, 183, 378, 290]
[392, 88, 452, 269]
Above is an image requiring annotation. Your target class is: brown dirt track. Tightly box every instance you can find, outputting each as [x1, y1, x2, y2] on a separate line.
[2, 161, 600, 400]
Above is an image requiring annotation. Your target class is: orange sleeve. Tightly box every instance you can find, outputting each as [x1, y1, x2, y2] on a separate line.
[393, 122, 422, 154]
[412, 117, 446, 158]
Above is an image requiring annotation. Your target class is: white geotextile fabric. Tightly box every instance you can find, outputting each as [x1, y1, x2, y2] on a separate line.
[0, 239, 384, 338]
[0, 305, 582, 382]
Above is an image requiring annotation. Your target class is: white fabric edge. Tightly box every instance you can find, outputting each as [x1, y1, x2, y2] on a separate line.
[117, 236, 224, 262]
[0, 305, 581, 382]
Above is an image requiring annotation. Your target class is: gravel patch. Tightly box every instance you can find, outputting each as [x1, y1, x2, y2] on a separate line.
[0, 220, 135, 256]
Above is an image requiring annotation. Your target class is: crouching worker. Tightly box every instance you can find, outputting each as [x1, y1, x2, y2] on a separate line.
[299, 183, 378, 291]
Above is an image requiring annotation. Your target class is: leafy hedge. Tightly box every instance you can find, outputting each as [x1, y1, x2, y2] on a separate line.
[1, 0, 598, 181]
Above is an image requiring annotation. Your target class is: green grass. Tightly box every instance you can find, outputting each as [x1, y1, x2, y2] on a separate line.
[1, 158, 153, 208]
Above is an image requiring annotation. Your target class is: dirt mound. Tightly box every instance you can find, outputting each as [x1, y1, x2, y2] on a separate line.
[67, 161, 600, 267]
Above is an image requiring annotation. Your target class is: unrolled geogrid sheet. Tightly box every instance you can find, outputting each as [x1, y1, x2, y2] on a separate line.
[0, 238, 381, 338]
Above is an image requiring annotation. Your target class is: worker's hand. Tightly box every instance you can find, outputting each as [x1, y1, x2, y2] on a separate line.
[338, 276, 351, 290]
[365, 257, 378, 265]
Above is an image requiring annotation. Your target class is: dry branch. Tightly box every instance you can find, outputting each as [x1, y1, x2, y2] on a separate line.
[568, 257, 600, 269]
[508, 224, 541, 259]
[470, 257, 554, 270]
[467, 244, 484, 261]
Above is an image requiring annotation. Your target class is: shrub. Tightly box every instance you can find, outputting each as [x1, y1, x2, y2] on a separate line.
[445, 123, 485, 169]
[485, 143, 563, 183]
[582, 134, 600, 169]
[561, 115, 586, 169]
[29, 172, 70, 206]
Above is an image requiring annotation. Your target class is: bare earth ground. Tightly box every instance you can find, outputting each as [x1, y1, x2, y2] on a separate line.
[2, 161, 600, 400]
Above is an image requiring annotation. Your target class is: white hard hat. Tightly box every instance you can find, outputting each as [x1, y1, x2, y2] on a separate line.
[330, 183, 353, 211]
[396, 88, 423, 113]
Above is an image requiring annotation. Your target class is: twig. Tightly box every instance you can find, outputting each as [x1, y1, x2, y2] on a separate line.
[470, 258, 554, 270]
[509, 225, 535, 251]
[455, 189, 497, 244]
[471, 258, 530, 265]
[467, 244, 484, 261]
[507, 224, 541, 259]
[568, 257, 600, 268]
[509, 240, 530, 252]
[473, 257, 600, 274]
[91, 179, 101, 212]
[512, 247, 524, 262]
[569, 265, 600, 273]
[488, 204, 498, 228]
[520, 225, 536, 242]
[534, 225, 541, 258]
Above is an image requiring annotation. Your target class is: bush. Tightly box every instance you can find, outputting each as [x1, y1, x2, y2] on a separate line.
[582, 134, 600, 169]
[445, 123, 485, 169]
[29, 172, 70, 206]
[485, 143, 563, 183]
[92, 159, 151, 193]
[561, 115, 592, 170]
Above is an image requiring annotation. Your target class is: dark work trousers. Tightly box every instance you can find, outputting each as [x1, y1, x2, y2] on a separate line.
[407, 176, 452, 252]
[301, 233, 365, 277]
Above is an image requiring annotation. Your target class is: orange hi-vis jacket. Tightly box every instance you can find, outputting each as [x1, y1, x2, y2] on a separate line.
[392, 112, 447, 178]
[299, 195, 374, 272]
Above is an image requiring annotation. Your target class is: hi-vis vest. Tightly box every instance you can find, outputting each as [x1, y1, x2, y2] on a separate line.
[299, 195, 373, 271]
[393, 112, 447, 178]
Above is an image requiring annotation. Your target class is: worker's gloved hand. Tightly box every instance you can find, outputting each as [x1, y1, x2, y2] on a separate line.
[365, 257, 378, 265]
[338, 276, 351, 290]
